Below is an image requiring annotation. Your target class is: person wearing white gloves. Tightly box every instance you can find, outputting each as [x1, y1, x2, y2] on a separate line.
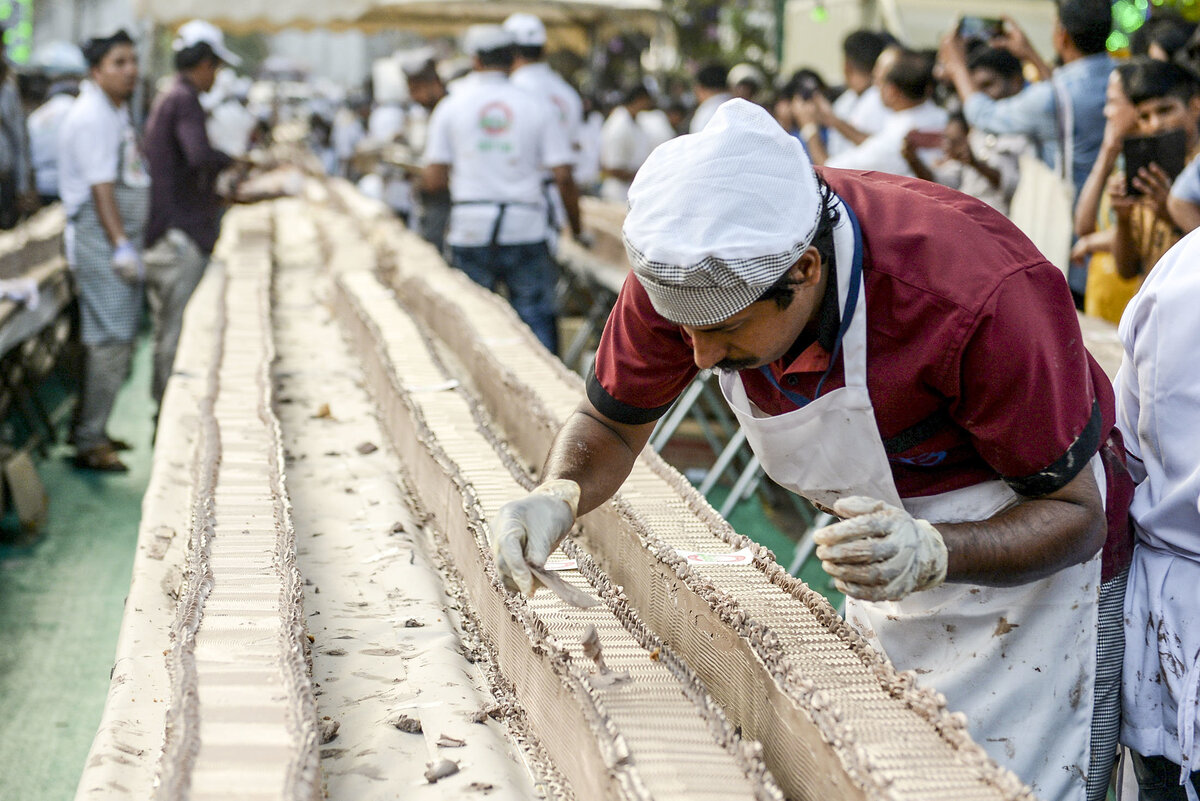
[489, 100, 1136, 801]
[58, 30, 148, 471]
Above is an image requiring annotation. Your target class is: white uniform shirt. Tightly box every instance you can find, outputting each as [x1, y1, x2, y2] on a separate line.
[638, 108, 676, 151]
[825, 85, 888, 159]
[1116, 229, 1200, 770]
[690, 92, 732, 133]
[826, 100, 948, 178]
[599, 105, 651, 203]
[510, 62, 582, 165]
[367, 103, 406, 144]
[57, 81, 135, 217]
[574, 109, 604, 190]
[424, 71, 572, 247]
[27, 92, 75, 197]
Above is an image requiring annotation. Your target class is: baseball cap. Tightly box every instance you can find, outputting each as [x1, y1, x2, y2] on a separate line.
[173, 20, 242, 67]
[503, 13, 547, 47]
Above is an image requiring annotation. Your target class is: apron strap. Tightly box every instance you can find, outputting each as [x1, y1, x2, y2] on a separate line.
[754, 199, 865, 409]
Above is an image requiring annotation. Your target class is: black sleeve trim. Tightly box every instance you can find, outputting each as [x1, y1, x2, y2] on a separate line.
[586, 366, 676, 426]
[883, 409, 954, 455]
[1004, 399, 1102, 497]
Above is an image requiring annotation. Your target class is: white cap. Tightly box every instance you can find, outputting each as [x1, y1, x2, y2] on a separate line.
[622, 99, 822, 327]
[728, 63, 765, 89]
[503, 13, 547, 47]
[173, 20, 242, 67]
[30, 41, 87, 77]
[462, 25, 514, 57]
[399, 46, 437, 78]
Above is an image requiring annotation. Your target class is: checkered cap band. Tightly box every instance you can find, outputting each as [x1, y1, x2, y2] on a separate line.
[622, 98, 822, 327]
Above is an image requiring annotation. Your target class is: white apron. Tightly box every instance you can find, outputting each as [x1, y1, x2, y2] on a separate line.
[719, 201, 1104, 801]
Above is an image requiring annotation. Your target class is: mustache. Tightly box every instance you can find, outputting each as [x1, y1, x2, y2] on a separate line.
[713, 356, 760, 372]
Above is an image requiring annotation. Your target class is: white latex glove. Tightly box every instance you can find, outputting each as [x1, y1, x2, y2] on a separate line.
[489, 479, 580, 597]
[812, 496, 948, 602]
[111, 240, 144, 284]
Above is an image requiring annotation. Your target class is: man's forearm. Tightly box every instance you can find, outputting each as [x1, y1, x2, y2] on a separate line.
[553, 166, 582, 237]
[936, 465, 1106, 585]
[90, 183, 126, 246]
[542, 401, 654, 516]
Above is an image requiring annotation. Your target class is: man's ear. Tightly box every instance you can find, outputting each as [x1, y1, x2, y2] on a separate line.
[791, 246, 823, 287]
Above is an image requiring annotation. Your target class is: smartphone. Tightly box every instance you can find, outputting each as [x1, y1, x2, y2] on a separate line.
[796, 74, 821, 101]
[1123, 128, 1188, 196]
[957, 16, 1004, 43]
[906, 130, 946, 150]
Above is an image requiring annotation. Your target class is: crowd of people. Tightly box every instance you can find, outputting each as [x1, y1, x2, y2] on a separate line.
[0, 4, 1198, 800]
[0, 21, 249, 471]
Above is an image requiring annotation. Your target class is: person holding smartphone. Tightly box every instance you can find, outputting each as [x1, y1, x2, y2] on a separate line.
[1073, 60, 1200, 323]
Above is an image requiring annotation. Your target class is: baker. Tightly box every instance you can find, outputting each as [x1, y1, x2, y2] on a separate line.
[489, 100, 1134, 801]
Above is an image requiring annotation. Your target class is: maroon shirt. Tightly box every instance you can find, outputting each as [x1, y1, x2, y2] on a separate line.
[143, 75, 233, 254]
[589, 169, 1133, 578]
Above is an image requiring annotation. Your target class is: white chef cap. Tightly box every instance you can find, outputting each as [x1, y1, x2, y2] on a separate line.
[503, 13, 547, 47]
[462, 25, 513, 57]
[622, 99, 823, 327]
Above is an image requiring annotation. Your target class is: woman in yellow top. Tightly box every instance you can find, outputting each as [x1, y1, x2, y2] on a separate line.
[1073, 58, 1200, 325]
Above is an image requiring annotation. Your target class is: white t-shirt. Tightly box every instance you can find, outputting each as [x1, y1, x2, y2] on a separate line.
[424, 71, 572, 247]
[599, 105, 651, 203]
[57, 81, 137, 217]
[825, 100, 948, 178]
[826, 85, 888, 159]
[367, 103, 406, 144]
[690, 92, 732, 133]
[27, 92, 75, 197]
[510, 62, 582, 164]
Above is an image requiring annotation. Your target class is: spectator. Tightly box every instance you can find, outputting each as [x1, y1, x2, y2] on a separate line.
[801, 47, 947, 178]
[728, 63, 765, 103]
[1130, 11, 1195, 62]
[1074, 60, 1200, 323]
[900, 47, 1030, 214]
[402, 55, 450, 253]
[58, 30, 147, 471]
[0, 28, 34, 229]
[27, 77, 81, 205]
[774, 69, 829, 144]
[689, 62, 731, 133]
[939, 0, 1114, 305]
[600, 84, 654, 202]
[823, 29, 890, 160]
[142, 20, 239, 410]
[940, 1, 1113, 203]
[1114, 228, 1200, 801]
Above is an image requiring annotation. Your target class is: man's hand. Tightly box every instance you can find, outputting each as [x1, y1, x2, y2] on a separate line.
[1107, 171, 1137, 216]
[110, 240, 143, 284]
[489, 479, 581, 597]
[813, 496, 948, 601]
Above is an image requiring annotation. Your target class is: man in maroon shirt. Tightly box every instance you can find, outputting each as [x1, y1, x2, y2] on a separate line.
[491, 100, 1133, 801]
[142, 20, 238, 408]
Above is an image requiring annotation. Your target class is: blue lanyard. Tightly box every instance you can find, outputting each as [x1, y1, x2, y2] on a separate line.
[758, 203, 863, 408]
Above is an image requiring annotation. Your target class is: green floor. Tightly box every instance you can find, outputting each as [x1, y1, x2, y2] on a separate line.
[0, 337, 153, 801]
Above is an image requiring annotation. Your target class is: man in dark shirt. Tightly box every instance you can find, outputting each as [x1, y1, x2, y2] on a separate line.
[142, 20, 239, 408]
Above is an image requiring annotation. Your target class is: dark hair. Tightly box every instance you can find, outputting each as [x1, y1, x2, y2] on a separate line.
[756, 176, 840, 310]
[1117, 56, 1199, 105]
[842, 30, 888, 74]
[780, 68, 827, 102]
[966, 46, 1023, 79]
[515, 44, 544, 61]
[477, 45, 515, 70]
[1058, 0, 1113, 56]
[623, 83, 652, 107]
[883, 48, 935, 102]
[696, 62, 729, 90]
[1131, 13, 1196, 60]
[175, 41, 217, 71]
[82, 29, 134, 69]
[406, 61, 441, 85]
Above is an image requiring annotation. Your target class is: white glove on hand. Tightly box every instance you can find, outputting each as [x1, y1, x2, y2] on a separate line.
[489, 479, 581, 597]
[812, 496, 948, 602]
[111, 240, 143, 284]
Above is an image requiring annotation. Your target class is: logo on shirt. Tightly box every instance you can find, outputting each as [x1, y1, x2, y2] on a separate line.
[551, 95, 569, 125]
[478, 102, 513, 135]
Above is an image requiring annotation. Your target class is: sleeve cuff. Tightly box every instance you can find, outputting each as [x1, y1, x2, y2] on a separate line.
[1004, 399, 1102, 497]
[585, 365, 675, 426]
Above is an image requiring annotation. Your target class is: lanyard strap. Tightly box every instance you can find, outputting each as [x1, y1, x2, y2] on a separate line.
[757, 202, 864, 409]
